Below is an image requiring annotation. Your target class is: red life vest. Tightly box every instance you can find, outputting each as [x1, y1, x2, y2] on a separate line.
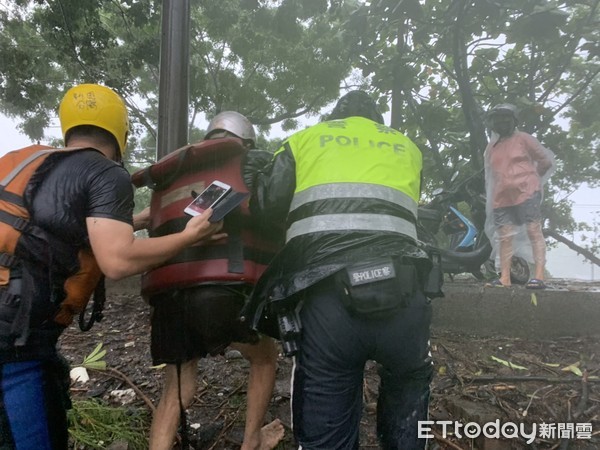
[131, 137, 280, 298]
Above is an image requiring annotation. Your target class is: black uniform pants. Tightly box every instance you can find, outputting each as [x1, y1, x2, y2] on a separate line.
[291, 277, 433, 450]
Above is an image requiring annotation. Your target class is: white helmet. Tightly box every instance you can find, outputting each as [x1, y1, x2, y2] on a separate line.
[205, 111, 256, 145]
[488, 103, 519, 122]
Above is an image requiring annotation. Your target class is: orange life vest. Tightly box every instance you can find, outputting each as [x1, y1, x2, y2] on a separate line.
[0, 145, 104, 332]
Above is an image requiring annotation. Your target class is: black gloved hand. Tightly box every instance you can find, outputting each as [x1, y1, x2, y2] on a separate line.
[242, 150, 272, 192]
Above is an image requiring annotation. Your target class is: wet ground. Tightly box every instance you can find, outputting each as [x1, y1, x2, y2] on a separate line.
[60, 277, 600, 449]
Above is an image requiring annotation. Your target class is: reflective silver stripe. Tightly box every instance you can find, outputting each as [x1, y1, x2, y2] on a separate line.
[0, 147, 82, 187]
[286, 213, 417, 243]
[0, 149, 56, 187]
[290, 183, 418, 217]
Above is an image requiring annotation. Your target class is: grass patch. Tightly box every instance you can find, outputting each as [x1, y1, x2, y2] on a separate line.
[68, 399, 150, 449]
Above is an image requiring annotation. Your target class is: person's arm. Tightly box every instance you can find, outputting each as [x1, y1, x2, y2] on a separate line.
[242, 149, 273, 192]
[87, 208, 225, 280]
[526, 134, 554, 177]
[132, 206, 151, 231]
[249, 142, 296, 226]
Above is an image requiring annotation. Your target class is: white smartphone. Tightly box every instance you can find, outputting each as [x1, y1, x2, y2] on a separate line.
[184, 180, 232, 216]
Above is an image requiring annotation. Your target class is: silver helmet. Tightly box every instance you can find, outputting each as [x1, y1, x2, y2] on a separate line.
[205, 111, 256, 144]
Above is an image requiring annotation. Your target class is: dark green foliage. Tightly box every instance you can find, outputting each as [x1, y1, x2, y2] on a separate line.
[345, 0, 599, 237]
[0, 0, 598, 239]
[0, 0, 355, 168]
[68, 399, 149, 450]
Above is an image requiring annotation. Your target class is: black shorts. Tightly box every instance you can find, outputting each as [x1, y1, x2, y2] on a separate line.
[150, 285, 259, 365]
[493, 191, 542, 227]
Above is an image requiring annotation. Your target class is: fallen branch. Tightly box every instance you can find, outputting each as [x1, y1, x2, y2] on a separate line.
[573, 370, 589, 420]
[432, 430, 466, 450]
[92, 367, 156, 413]
[522, 385, 553, 417]
[465, 375, 600, 384]
[207, 409, 240, 450]
[217, 381, 245, 409]
[437, 343, 465, 387]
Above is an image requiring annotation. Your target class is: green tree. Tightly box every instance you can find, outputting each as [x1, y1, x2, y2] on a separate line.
[1, 0, 598, 251]
[342, 0, 599, 241]
[0, 0, 357, 166]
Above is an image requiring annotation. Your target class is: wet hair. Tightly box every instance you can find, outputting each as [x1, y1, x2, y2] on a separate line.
[328, 90, 384, 124]
[65, 125, 121, 161]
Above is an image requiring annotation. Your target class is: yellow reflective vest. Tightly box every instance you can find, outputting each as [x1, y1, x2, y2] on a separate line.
[277, 116, 423, 244]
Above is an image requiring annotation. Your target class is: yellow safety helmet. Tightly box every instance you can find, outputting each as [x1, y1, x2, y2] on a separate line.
[59, 84, 129, 156]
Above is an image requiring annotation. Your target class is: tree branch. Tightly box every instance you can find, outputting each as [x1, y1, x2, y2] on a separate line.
[466, 375, 600, 384]
[450, 0, 487, 169]
[544, 228, 600, 267]
[550, 66, 600, 119]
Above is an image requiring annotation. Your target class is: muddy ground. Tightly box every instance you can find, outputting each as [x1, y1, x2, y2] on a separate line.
[60, 279, 600, 450]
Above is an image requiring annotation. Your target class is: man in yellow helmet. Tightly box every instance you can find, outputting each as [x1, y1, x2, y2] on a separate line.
[0, 83, 224, 450]
[242, 90, 437, 449]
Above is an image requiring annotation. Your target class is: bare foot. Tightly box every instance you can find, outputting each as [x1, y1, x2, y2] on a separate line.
[259, 419, 285, 450]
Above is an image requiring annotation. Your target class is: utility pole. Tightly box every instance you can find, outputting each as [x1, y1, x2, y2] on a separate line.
[592, 228, 597, 281]
[156, 0, 191, 159]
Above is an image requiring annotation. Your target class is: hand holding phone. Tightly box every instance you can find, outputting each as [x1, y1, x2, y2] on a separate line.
[184, 181, 231, 216]
[184, 208, 226, 243]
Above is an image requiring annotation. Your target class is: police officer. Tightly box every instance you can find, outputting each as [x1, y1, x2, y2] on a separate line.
[0, 84, 223, 450]
[242, 90, 436, 449]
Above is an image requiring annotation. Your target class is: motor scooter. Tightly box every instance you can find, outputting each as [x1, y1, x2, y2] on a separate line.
[417, 171, 530, 284]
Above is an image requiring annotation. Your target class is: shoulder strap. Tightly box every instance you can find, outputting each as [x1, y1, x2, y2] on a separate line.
[78, 276, 106, 332]
[130, 137, 246, 190]
[0, 146, 53, 285]
[0, 146, 87, 283]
